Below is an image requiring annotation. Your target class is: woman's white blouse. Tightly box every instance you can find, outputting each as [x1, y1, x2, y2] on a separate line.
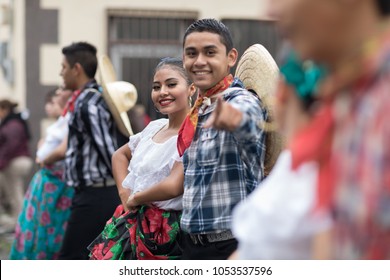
[36, 115, 69, 161]
[232, 150, 332, 259]
[122, 119, 182, 210]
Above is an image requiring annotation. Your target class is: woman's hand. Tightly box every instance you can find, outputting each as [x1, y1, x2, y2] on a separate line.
[118, 188, 131, 211]
[126, 193, 140, 210]
[35, 157, 45, 168]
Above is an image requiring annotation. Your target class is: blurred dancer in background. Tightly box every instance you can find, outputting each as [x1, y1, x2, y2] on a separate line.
[0, 99, 33, 232]
[9, 87, 74, 259]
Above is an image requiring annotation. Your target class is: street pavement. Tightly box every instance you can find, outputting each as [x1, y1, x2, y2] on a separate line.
[0, 229, 13, 260]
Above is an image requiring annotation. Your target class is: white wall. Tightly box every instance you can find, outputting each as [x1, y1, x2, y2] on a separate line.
[0, 0, 25, 108]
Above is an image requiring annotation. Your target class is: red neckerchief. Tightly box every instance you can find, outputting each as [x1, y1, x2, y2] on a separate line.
[301, 23, 390, 210]
[177, 74, 234, 157]
[62, 89, 82, 116]
[288, 102, 334, 210]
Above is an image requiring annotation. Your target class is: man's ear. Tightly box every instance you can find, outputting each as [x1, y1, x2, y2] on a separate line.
[189, 83, 197, 97]
[227, 48, 238, 68]
[73, 62, 83, 76]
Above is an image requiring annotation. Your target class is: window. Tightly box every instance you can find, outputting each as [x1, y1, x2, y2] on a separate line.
[107, 10, 197, 120]
[222, 19, 282, 72]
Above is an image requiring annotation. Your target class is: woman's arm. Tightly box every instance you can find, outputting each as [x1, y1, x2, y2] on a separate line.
[312, 228, 332, 259]
[36, 138, 45, 150]
[126, 161, 184, 209]
[112, 143, 132, 210]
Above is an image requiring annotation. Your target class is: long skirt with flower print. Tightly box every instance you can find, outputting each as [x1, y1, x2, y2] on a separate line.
[88, 204, 182, 260]
[9, 167, 74, 259]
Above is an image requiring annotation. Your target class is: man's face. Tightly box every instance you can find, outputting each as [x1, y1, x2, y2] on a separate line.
[60, 56, 77, 91]
[268, 0, 349, 62]
[183, 31, 237, 95]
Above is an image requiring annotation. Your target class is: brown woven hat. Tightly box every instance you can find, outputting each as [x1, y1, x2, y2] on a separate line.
[235, 44, 284, 176]
[98, 55, 138, 137]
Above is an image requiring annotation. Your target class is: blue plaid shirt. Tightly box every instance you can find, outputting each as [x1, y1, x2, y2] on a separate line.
[181, 78, 267, 234]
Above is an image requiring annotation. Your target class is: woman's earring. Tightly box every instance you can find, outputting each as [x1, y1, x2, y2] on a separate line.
[188, 96, 193, 107]
[154, 105, 160, 113]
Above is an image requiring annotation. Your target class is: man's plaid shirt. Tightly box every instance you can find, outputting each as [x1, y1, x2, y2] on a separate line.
[181, 78, 267, 234]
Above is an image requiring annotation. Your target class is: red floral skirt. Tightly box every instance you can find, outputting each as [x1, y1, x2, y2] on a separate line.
[88, 205, 182, 260]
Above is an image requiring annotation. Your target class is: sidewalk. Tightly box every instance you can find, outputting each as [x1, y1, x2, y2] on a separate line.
[0, 230, 13, 260]
[0, 213, 16, 259]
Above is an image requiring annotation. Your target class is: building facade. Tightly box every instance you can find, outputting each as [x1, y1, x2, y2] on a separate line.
[0, 0, 281, 162]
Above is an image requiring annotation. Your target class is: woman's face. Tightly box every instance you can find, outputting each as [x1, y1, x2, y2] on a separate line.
[151, 66, 195, 116]
[55, 88, 73, 108]
[45, 95, 63, 119]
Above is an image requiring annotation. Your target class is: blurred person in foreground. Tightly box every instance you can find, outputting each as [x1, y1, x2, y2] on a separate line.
[0, 99, 33, 230]
[267, 0, 390, 259]
[230, 49, 332, 259]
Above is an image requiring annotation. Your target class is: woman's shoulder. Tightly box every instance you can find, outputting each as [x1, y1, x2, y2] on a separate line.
[147, 118, 169, 126]
[0, 117, 25, 131]
[131, 118, 168, 142]
[142, 118, 168, 133]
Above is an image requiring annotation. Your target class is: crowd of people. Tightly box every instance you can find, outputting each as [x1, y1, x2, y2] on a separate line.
[1, 0, 390, 260]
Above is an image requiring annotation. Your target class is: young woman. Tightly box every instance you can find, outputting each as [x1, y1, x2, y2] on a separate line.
[88, 57, 196, 260]
[9, 87, 74, 259]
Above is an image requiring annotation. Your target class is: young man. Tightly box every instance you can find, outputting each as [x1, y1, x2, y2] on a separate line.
[57, 42, 127, 259]
[178, 19, 267, 259]
[268, 0, 390, 259]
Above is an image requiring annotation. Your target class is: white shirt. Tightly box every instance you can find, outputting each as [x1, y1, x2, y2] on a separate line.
[232, 150, 332, 259]
[122, 119, 182, 210]
[36, 115, 69, 162]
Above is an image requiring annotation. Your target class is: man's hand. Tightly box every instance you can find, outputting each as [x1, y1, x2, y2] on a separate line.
[203, 96, 243, 131]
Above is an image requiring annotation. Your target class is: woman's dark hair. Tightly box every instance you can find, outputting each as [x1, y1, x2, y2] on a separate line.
[62, 42, 98, 78]
[183, 18, 234, 54]
[0, 99, 31, 139]
[154, 57, 192, 86]
[45, 88, 58, 104]
[377, 0, 390, 16]
[0, 99, 18, 111]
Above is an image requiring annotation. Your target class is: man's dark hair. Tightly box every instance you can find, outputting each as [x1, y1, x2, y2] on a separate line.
[62, 42, 98, 78]
[183, 18, 234, 54]
[377, 0, 390, 16]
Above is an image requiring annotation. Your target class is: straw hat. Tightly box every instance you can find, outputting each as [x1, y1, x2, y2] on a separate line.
[98, 55, 138, 137]
[235, 44, 284, 176]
